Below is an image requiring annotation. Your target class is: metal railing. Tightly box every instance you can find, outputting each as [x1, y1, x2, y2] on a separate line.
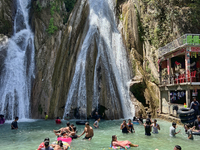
[160, 70, 200, 86]
[158, 34, 200, 58]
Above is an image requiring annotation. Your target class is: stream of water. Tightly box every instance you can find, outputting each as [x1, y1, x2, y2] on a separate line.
[0, 0, 35, 120]
[63, 0, 134, 119]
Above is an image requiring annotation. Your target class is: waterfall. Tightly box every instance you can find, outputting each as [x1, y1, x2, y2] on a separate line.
[63, 0, 135, 119]
[0, 0, 35, 120]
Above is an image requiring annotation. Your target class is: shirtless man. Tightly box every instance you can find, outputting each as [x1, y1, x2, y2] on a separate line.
[53, 122, 71, 136]
[78, 122, 94, 140]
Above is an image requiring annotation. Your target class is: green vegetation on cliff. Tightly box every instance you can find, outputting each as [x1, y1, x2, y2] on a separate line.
[47, 2, 59, 34]
[141, 0, 200, 49]
[63, 0, 77, 24]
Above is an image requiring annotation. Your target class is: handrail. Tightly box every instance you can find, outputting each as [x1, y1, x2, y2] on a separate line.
[158, 34, 200, 58]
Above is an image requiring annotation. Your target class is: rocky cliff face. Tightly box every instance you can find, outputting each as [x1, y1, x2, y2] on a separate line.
[1, 0, 200, 119]
[31, 0, 132, 119]
[117, 0, 200, 117]
[31, 0, 90, 118]
[0, 0, 15, 36]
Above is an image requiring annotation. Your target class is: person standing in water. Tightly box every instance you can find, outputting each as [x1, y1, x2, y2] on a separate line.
[64, 114, 70, 120]
[78, 122, 94, 140]
[11, 117, 19, 130]
[143, 120, 152, 136]
[55, 117, 61, 124]
[0, 115, 5, 124]
[44, 112, 48, 120]
[193, 115, 200, 130]
[111, 135, 139, 150]
[120, 120, 130, 133]
[127, 119, 135, 133]
[170, 122, 180, 137]
[185, 124, 194, 140]
[152, 119, 160, 134]
[93, 118, 100, 128]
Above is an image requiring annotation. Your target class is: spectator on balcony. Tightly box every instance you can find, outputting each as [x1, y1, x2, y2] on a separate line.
[190, 97, 199, 116]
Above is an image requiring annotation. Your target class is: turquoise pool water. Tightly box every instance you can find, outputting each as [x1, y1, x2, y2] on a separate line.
[0, 119, 199, 150]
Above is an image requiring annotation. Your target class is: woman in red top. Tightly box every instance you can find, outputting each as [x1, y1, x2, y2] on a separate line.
[55, 117, 62, 124]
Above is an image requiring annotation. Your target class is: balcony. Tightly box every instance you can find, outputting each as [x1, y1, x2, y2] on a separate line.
[158, 34, 200, 58]
[160, 69, 200, 86]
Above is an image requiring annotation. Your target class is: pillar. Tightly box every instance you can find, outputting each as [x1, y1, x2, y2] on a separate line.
[185, 48, 191, 82]
[186, 89, 190, 108]
[167, 58, 171, 84]
[159, 90, 162, 114]
[168, 91, 171, 114]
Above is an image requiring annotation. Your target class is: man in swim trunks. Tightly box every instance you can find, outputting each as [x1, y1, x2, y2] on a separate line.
[120, 120, 130, 133]
[78, 122, 94, 140]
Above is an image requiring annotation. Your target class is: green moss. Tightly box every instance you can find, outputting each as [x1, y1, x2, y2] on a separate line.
[46, 2, 59, 35]
[36, 1, 42, 12]
[134, 4, 145, 42]
[47, 18, 58, 35]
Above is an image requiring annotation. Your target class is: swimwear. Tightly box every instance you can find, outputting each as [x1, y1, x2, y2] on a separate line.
[70, 135, 78, 140]
[145, 125, 151, 136]
[122, 125, 129, 133]
[128, 124, 133, 133]
[152, 124, 158, 134]
[83, 136, 92, 139]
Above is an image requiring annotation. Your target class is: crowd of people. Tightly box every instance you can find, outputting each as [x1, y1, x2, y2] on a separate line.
[5, 110, 200, 150]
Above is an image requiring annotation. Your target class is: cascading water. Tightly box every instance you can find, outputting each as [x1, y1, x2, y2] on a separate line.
[0, 0, 35, 120]
[63, 0, 134, 119]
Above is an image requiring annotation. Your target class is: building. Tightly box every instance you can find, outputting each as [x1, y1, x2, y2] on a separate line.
[158, 34, 200, 116]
